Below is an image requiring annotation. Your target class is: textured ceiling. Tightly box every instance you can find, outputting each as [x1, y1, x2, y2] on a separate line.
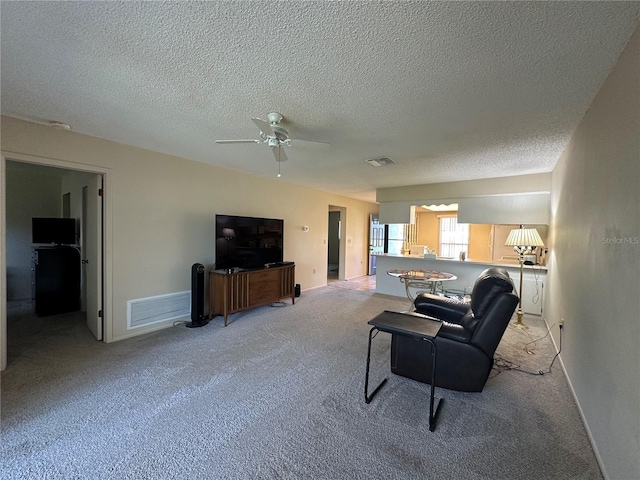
[1, 2, 638, 202]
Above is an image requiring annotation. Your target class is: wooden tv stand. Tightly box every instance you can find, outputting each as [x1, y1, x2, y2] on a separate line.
[209, 263, 295, 326]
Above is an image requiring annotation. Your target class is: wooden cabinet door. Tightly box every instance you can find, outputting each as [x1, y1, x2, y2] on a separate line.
[248, 269, 280, 305]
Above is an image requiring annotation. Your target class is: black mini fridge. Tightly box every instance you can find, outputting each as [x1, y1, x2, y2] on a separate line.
[34, 246, 81, 316]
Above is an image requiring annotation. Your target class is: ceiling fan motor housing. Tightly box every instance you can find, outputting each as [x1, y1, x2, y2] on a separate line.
[267, 112, 283, 124]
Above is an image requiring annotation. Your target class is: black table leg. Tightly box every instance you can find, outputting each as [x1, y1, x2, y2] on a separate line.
[364, 327, 387, 404]
[365, 328, 443, 431]
[425, 337, 444, 432]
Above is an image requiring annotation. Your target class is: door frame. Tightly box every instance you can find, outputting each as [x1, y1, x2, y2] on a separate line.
[1, 152, 113, 371]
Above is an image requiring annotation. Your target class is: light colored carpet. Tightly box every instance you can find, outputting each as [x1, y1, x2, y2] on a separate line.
[1, 287, 601, 479]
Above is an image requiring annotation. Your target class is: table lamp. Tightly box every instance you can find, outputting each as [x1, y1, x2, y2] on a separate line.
[504, 225, 545, 329]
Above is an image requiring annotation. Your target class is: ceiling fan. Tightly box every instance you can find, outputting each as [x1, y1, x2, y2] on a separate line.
[215, 112, 330, 164]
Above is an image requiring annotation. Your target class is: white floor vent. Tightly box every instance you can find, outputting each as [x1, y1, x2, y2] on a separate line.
[127, 291, 190, 329]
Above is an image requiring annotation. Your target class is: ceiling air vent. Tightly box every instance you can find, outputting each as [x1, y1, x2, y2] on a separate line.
[365, 157, 396, 167]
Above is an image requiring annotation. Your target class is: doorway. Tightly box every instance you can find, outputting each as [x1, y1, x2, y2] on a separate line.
[327, 206, 346, 282]
[368, 214, 386, 275]
[1, 154, 110, 370]
[327, 211, 340, 280]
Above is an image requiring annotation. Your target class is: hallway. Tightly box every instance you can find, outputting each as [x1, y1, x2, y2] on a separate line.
[327, 274, 376, 292]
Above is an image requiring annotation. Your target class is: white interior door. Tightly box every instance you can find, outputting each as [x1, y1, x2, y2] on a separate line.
[85, 175, 102, 340]
[369, 214, 384, 275]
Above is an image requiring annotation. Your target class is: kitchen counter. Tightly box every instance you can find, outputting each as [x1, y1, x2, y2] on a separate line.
[375, 254, 547, 315]
[374, 253, 547, 271]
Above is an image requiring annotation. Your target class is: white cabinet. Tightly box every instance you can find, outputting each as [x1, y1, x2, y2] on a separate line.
[512, 271, 544, 316]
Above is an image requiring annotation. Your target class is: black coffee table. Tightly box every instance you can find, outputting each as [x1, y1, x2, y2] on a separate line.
[365, 310, 444, 432]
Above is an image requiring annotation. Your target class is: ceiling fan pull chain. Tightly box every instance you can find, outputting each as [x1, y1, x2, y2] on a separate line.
[277, 152, 282, 178]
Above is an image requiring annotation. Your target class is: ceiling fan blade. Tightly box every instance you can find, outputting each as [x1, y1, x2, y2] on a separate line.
[252, 118, 274, 137]
[288, 138, 331, 148]
[215, 139, 261, 144]
[272, 146, 288, 162]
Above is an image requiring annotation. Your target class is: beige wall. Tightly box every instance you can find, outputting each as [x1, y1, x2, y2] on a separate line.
[546, 27, 639, 480]
[1, 116, 378, 345]
[468, 223, 492, 262]
[416, 211, 440, 253]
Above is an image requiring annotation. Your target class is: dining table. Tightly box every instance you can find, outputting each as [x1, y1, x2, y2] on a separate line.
[386, 269, 457, 301]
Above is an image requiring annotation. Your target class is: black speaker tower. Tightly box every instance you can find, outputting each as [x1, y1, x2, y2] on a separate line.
[186, 263, 208, 328]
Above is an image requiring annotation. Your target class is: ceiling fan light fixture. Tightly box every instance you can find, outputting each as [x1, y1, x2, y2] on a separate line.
[365, 157, 396, 167]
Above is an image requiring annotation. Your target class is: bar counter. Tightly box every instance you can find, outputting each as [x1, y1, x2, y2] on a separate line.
[375, 254, 547, 315]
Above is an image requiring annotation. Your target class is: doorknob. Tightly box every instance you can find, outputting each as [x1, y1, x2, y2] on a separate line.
[82, 259, 89, 265]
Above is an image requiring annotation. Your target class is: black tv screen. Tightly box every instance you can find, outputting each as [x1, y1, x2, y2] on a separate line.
[215, 215, 284, 270]
[32, 217, 77, 245]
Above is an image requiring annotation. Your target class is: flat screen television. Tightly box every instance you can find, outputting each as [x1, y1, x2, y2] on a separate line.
[215, 214, 284, 270]
[32, 217, 77, 245]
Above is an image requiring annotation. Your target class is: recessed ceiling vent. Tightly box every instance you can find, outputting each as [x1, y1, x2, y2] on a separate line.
[365, 157, 396, 167]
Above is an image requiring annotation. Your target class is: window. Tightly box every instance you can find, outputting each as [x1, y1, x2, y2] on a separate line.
[439, 216, 469, 258]
[387, 223, 406, 255]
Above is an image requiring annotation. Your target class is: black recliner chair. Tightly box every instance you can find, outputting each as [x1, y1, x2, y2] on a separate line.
[390, 267, 518, 392]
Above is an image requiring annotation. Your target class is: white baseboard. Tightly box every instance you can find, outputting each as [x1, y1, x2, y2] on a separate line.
[544, 318, 609, 480]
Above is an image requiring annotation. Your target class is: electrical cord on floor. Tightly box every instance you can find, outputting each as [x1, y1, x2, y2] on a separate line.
[530, 264, 543, 306]
[491, 324, 563, 378]
[523, 321, 557, 355]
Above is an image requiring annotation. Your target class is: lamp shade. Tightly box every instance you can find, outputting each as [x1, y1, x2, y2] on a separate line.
[505, 227, 545, 247]
[222, 228, 236, 239]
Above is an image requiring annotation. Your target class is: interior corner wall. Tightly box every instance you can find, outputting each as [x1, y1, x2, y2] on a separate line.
[6, 168, 62, 300]
[416, 211, 439, 252]
[1, 116, 378, 343]
[546, 27, 639, 480]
